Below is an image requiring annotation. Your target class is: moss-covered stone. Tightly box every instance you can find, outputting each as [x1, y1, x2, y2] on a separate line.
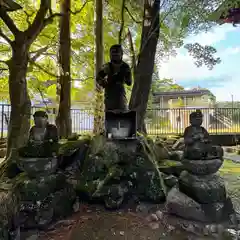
[0, 181, 19, 238]
[5, 170, 76, 230]
[59, 136, 91, 156]
[76, 136, 166, 209]
[58, 137, 91, 170]
[51, 184, 76, 218]
[0, 137, 89, 231]
[17, 157, 58, 178]
[19, 183, 76, 229]
[15, 172, 67, 202]
[158, 160, 184, 177]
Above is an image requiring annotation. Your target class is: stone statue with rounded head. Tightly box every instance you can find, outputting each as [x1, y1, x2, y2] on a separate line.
[183, 110, 223, 160]
[19, 110, 58, 158]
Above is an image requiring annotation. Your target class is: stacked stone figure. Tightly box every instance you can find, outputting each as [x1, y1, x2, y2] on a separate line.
[166, 111, 234, 222]
[166, 159, 234, 222]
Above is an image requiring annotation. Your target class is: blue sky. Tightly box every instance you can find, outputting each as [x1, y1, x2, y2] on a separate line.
[159, 24, 240, 102]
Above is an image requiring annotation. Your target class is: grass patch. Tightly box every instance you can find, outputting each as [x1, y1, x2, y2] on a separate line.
[158, 160, 182, 168]
[220, 159, 240, 211]
[220, 159, 240, 174]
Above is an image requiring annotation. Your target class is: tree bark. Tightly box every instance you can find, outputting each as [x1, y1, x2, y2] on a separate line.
[93, 0, 104, 134]
[56, 0, 72, 138]
[6, 35, 31, 159]
[0, 0, 61, 159]
[129, 0, 160, 133]
[127, 29, 137, 79]
[118, 0, 126, 44]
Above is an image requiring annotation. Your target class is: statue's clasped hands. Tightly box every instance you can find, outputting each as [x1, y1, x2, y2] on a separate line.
[192, 135, 201, 141]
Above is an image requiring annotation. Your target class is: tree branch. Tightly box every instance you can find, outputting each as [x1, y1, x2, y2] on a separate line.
[70, 0, 92, 15]
[30, 45, 55, 61]
[25, 0, 50, 38]
[25, 0, 61, 44]
[125, 6, 141, 24]
[0, 8, 19, 35]
[43, 13, 62, 26]
[36, 86, 49, 110]
[0, 28, 12, 45]
[24, 10, 35, 27]
[29, 59, 58, 78]
[119, 0, 126, 44]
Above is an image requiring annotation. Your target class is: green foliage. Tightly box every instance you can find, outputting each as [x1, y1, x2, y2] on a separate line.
[184, 43, 221, 70]
[147, 71, 184, 114]
[152, 77, 184, 93]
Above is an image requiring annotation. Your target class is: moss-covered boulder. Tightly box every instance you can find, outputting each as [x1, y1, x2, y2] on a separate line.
[19, 183, 76, 229]
[0, 136, 92, 232]
[58, 137, 91, 170]
[13, 171, 76, 230]
[0, 181, 20, 239]
[15, 172, 67, 202]
[17, 157, 58, 178]
[158, 160, 184, 177]
[76, 136, 166, 209]
[150, 138, 170, 161]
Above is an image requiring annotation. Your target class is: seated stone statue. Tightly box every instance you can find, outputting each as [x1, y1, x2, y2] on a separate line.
[19, 111, 59, 158]
[183, 110, 223, 160]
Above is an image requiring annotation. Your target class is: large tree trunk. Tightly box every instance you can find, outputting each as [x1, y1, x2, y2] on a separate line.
[6, 36, 31, 159]
[129, 0, 160, 133]
[56, 0, 72, 138]
[0, 0, 61, 160]
[93, 0, 104, 134]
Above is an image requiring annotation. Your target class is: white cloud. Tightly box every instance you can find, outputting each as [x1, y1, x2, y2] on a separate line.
[211, 77, 239, 101]
[158, 46, 239, 81]
[158, 25, 240, 101]
[158, 54, 213, 80]
[220, 46, 240, 55]
[185, 25, 235, 46]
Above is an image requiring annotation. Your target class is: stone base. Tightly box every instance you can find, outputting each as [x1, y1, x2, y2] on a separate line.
[18, 157, 58, 177]
[166, 186, 234, 223]
[179, 171, 226, 204]
[181, 158, 223, 175]
[19, 184, 76, 230]
[0, 185, 19, 239]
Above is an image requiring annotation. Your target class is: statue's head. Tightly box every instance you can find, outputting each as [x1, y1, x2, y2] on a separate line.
[110, 44, 123, 64]
[190, 110, 203, 126]
[33, 110, 48, 127]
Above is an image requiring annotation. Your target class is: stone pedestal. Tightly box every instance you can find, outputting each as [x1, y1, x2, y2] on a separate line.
[166, 158, 234, 223]
[15, 157, 76, 230]
[18, 157, 58, 178]
[77, 136, 166, 209]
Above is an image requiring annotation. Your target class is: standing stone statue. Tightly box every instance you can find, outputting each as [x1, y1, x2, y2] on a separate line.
[19, 111, 59, 158]
[96, 44, 132, 111]
[183, 110, 223, 160]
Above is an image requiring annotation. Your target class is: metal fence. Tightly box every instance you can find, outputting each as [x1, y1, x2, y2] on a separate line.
[1, 104, 240, 138]
[145, 107, 240, 135]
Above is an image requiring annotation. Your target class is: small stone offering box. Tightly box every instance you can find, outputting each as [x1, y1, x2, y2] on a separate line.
[105, 111, 137, 139]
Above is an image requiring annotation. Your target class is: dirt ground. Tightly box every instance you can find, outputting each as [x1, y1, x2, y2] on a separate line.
[38, 159, 240, 240]
[39, 204, 216, 240]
